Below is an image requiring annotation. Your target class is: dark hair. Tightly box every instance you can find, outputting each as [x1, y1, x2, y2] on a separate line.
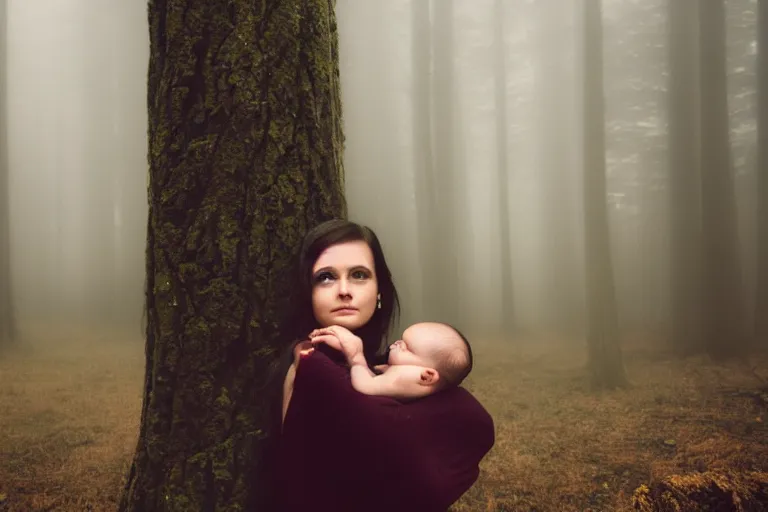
[280, 219, 400, 360]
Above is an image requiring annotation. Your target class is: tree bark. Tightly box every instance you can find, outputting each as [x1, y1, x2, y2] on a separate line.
[582, 0, 627, 389]
[698, 0, 748, 358]
[431, 0, 462, 324]
[0, 0, 15, 346]
[537, 0, 580, 336]
[667, 0, 702, 355]
[120, 1, 345, 510]
[493, 0, 514, 331]
[411, 0, 437, 323]
[755, 0, 768, 346]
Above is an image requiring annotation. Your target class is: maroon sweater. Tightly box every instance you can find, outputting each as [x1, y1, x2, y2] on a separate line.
[275, 348, 495, 512]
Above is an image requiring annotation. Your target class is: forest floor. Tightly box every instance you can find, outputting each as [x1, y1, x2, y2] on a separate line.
[0, 327, 767, 511]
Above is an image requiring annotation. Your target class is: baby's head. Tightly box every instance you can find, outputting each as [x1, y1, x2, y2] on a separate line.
[387, 322, 473, 390]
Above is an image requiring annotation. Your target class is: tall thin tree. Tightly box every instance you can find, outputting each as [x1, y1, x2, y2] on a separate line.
[756, 0, 768, 346]
[667, 0, 702, 355]
[582, 0, 628, 389]
[412, 0, 463, 325]
[493, 0, 514, 331]
[0, 0, 15, 346]
[698, 0, 748, 358]
[537, 0, 580, 335]
[431, 0, 462, 324]
[411, 0, 438, 323]
[120, 1, 345, 509]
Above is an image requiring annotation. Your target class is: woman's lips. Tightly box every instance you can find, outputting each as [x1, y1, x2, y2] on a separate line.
[332, 307, 358, 315]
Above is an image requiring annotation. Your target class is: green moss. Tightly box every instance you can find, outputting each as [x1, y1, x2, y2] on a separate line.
[120, 1, 346, 510]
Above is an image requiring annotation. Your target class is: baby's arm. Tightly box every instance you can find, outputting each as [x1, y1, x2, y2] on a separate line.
[348, 355, 393, 395]
[310, 326, 432, 400]
[309, 326, 399, 396]
[350, 361, 432, 400]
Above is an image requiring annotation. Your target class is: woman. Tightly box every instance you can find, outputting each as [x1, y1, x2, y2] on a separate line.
[272, 219, 494, 512]
[278, 218, 399, 367]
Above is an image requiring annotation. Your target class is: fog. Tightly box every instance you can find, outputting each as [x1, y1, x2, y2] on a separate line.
[1, 1, 765, 510]
[2, 0, 759, 344]
[5, 0, 148, 336]
[338, 0, 758, 341]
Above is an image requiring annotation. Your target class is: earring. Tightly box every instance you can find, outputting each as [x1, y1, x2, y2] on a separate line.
[377, 294, 382, 309]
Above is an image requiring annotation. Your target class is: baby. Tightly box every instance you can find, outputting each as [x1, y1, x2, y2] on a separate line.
[307, 322, 473, 401]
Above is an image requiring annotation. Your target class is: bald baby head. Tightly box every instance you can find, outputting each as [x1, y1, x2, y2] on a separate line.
[389, 322, 473, 388]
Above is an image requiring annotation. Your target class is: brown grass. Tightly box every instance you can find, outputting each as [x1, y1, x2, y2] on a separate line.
[1, 329, 766, 511]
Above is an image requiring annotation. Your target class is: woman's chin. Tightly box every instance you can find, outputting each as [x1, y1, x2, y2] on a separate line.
[332, 318, 362, 330]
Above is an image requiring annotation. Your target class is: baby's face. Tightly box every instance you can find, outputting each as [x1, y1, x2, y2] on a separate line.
[387, 323, 446, 368]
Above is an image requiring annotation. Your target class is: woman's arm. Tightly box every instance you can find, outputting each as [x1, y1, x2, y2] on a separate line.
[281, 340, 315, 427]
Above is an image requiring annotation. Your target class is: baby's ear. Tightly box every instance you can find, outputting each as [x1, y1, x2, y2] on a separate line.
[419, 368, 440, 386]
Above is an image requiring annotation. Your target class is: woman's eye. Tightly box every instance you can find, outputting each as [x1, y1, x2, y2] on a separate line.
[351, 270, 369, 280]
[313, 272, 335, 284]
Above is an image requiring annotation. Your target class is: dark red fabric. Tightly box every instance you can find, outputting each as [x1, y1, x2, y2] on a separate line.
[275, 347, 495, 512]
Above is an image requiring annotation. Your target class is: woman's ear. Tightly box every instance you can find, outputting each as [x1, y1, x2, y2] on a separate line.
[419, 368, 440, 386]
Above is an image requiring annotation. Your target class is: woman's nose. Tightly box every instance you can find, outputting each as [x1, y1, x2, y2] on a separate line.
[337, 278, 351, 297]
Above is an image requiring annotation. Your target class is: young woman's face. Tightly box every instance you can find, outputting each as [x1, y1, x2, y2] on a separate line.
[311, 240, 378, 332]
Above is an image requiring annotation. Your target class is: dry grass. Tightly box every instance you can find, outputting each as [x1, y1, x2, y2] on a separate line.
[1, 329, 766, 511]
[0, 327, 143, 512]
[453, 336, 768, 511]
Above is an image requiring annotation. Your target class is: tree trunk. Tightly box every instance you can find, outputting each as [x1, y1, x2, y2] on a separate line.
[582, 0, 627, 389]
[120, 1, 346, 510]
[698, 0, 748, 359]
[411, 0, 438, 323]
[0, 0, 15, 346]
[431, 0, 462, 324]
[667, 0, 702, 355]
[87, 9, 118, 327]
[493, 0, 514, 331]
[537, 0, 580, 336]
[755, 0, 768, 346]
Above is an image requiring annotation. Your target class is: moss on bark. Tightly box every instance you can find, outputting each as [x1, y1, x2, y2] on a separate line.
[120, 1, 345, 510]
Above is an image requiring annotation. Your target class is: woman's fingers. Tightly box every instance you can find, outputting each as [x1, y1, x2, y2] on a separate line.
[310, 334, 343, 351]
[310, 334, 335, 344]
[309, 327, 333, 338]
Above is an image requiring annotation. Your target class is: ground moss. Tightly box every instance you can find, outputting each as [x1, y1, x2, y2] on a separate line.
[632, 470, 768, 511]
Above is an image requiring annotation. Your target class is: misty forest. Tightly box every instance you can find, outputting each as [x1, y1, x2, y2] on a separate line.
[1, 0, 767, 510]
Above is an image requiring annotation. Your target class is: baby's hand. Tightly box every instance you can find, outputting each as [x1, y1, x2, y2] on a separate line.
[309, 325, 364, 362]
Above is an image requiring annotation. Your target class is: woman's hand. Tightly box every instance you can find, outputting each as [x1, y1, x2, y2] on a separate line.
[292, 339, 315, 364]
[309, 325, 365, 365]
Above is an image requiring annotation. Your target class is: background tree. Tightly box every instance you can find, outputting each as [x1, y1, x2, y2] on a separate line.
[431, 0, 463, 324]
[493, 0, 514, 330]
[582, 0, 627, 389]
[536, 0, 581, 336]
[756, 0, 768, 346]
[667, 0, 702, 355]
[0, 0, 14, 347]
[411, 0, 439, 324]
[119, 0, 345, 510]
[698, 0, 748, 358]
